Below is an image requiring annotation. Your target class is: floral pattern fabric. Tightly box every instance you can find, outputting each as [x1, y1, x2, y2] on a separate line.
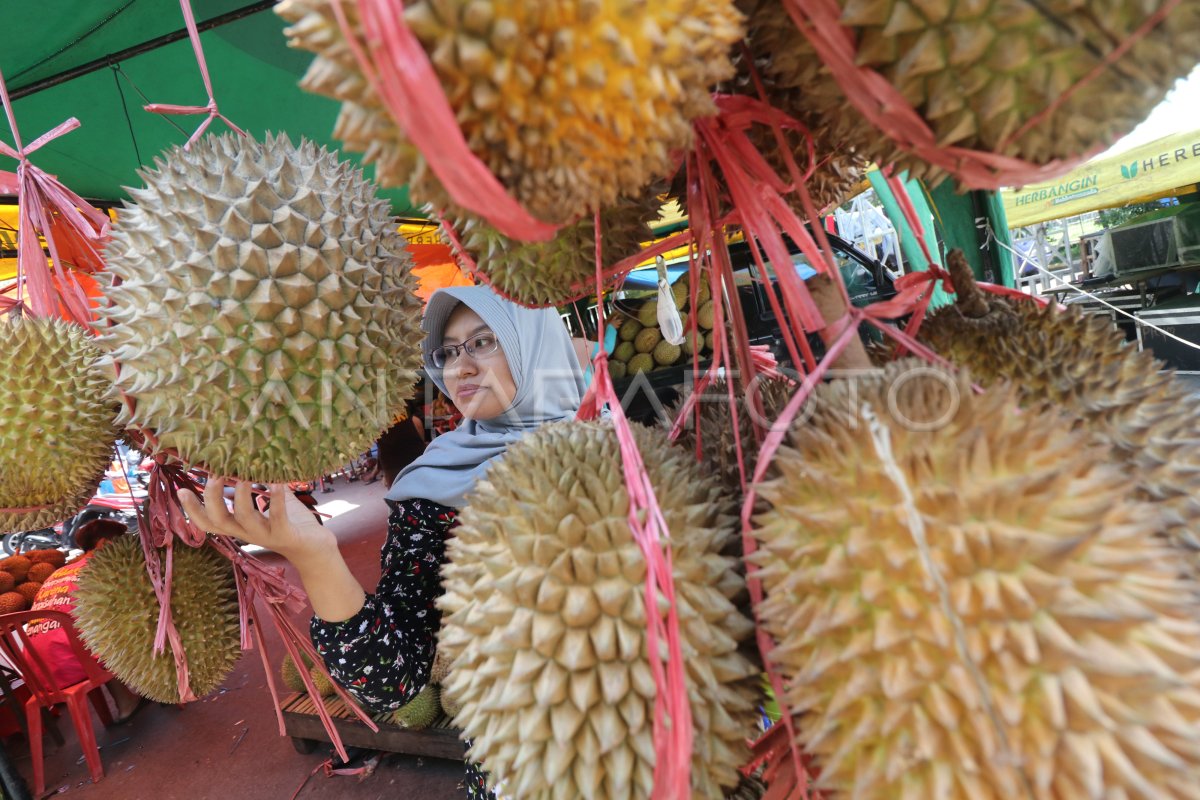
[310, 498, 495, 798]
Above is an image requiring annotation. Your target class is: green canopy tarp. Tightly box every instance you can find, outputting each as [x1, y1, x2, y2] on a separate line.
[0, 1, 419, 215]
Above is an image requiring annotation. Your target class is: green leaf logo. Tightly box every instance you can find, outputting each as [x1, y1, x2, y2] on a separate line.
[1121, 162, 1139, 180]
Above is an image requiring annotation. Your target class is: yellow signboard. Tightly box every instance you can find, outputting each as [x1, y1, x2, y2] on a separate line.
[1002, 129, 1200, 228]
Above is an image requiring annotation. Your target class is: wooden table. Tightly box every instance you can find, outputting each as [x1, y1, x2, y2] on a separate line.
[280, 692, 467, 761]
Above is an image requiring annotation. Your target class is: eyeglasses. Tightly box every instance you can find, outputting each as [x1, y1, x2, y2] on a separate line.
[428, 331, 501, 369]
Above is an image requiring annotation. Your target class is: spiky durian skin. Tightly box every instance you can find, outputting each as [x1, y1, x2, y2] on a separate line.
[742, 0, 1200, 183]
[439, 421, 759, 800]
[671, 378, 794, 501]
[391, 684, 441, 729]
[920, 299, 1200, 550]
[74, 536, 241, 704]
[430, 647, 451, 685]
[0, 317, 120, 533]
[753, 360, 1200, 798]
[442, 194, 657, 307]
[99, 133, 423, 483]
[278, 0, 743, 225]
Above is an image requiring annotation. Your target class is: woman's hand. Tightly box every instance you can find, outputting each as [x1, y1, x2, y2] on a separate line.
[179, 478, 336, 564]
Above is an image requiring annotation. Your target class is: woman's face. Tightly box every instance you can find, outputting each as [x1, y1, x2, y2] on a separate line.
[438, 304, 517, 421]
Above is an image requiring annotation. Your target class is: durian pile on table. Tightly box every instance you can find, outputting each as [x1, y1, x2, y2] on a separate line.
[1, 0, 1199, 798]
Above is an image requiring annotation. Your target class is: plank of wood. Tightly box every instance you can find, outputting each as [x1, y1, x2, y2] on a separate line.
[280, 692, 468, 761]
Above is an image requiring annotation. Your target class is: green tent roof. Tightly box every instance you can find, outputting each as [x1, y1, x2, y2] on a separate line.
[0, 0, 420, 216]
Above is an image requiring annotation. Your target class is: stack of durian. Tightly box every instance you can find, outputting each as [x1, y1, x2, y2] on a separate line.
[0, 551, 66, 613]
[611, 279, 716, 379]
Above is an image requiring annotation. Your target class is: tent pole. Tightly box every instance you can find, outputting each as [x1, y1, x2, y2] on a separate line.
[10, 0, 276, 101]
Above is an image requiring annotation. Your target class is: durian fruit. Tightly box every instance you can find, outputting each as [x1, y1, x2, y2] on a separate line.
[280, 653, 307, 693]
[618, 320, 641, 343]
[0, 317, 120, 534]
[919, 252, 1200, 554]
[741, 0, 1200, 182]
[278, 0, 744, 225]
[0, 556, 32, 584]
[753, 359, 1200, 798]
[391, 684, 441, 730]
[442, 196, 657, 308]
[628, 353, 655, 375]
[99, 133, 423, 483]
[652, 340, 681, 366]
[15, 582, 41, 605]
[670, 377, 794, 500]
[0, 592, 26, 614]
[634, 328, 662, 354]
[608, 360, 628, 380]
[282, 653, 338, 698]
[74, 535, 241, 704]
[613, 341, 636, 364]
[440, 689, 464, 720]
[439, 420, 759, 799]
[697, 301, 715, 330]
[0, 572, 14, 594]
[430, 647, 452, 686]
[27, 562, 57, 584]
[637, 301, 661, 328]
[28, 549, 67, 568]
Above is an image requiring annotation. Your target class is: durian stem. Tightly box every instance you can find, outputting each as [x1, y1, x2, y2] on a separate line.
[946, 249, 989, 319]
[808, 274, 872, 370]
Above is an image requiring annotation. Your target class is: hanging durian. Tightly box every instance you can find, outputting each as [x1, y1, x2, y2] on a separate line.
[741, 0, 1200, 182]
[278, 0, 744, 225]
[74, 535, 241, 704]
[440, 194, 657, 307]
[439, 421, 759, 799]
[0, 317, 120, 534]
[99, 132, 423, 483]
[753, 359, 1200, 798]
[670, 377, 794, 501]
[920, 251, 1200, 553]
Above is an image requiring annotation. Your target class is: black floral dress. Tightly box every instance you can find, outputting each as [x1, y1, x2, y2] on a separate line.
[310, 498, 493, 799]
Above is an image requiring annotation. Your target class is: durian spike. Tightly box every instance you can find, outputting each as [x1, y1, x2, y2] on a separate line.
[944, 249, 989, 319]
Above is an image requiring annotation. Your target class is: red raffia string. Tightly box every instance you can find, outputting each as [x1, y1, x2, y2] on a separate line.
[0, 67, 109, 327]
[773, 0, 1187, 189]
[142, 0, 247, 147]
[332, 0, 556, 242]
[681, 84, 1053, 796]
[576, 213, 693, 800]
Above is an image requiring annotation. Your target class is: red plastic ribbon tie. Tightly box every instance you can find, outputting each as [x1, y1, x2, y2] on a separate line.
[576, 212, 693, 800]
[143, 0, 247, 148]
[332, 0, 557, 242]
[0, 68, 110, 326]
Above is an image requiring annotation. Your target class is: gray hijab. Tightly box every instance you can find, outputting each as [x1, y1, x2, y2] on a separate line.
[386, 285, 586, 508]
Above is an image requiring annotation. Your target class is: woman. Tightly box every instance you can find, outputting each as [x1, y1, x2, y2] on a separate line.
[180, 285, 585, 795]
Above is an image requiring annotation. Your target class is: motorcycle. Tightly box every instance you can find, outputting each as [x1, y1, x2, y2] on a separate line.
[2, 491, 144, 556]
